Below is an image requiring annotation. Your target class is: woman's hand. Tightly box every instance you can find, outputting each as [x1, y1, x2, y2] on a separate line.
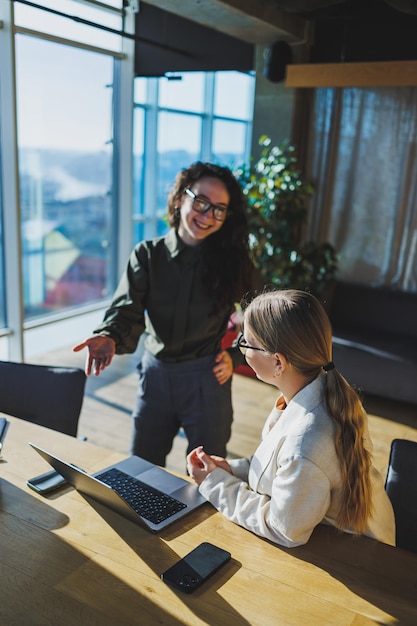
[187, 446, 232, 485]
[213, 350, 234, 385]
[73, 335, 116, 376]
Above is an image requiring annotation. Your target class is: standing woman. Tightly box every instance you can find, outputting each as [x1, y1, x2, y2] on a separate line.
[187, 290, 395, 548]
[74, 162, 259, 466]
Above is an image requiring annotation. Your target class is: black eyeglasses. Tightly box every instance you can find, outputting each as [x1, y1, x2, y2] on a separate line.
[184, 188, 228, 222]
[237, 334, 267, 356]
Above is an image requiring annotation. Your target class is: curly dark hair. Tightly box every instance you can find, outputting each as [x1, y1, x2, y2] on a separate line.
[167, 162, 253, 313]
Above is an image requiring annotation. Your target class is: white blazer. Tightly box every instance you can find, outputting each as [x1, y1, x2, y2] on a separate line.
[199, 373, 395, 548]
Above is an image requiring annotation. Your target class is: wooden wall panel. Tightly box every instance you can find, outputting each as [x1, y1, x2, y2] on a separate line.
[286, 60, 417, 87]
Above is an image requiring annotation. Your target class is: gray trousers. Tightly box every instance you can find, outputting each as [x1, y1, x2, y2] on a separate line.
[131, 350, 233, 466]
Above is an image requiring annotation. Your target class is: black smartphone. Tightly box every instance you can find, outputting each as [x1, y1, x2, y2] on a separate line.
[161, 542, 231, 594]
[27, 469, 67, 495]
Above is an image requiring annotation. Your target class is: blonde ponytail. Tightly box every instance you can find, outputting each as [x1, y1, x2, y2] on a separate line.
[325, 370, 373, 533]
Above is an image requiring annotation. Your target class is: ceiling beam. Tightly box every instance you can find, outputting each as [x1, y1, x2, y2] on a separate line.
[140, 0, 308, 45]
[286, 60, 417, 87]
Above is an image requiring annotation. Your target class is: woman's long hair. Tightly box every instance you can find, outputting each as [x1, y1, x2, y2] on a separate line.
[167, 162, 253, 314]
[243, 289, 373, 534]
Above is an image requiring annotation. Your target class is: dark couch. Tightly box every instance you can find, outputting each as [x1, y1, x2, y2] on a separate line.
[328, 282, 417, 405]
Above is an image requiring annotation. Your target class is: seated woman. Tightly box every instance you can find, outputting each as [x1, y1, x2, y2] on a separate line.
[187, 289, 395, 548]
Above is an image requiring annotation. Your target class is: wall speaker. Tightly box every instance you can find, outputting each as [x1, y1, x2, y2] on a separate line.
[263, 41, 293, 83]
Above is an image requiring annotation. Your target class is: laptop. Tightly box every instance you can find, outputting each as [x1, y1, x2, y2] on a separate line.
[29, 442, 207, 532]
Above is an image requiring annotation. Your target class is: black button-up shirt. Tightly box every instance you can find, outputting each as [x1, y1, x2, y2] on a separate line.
[94, 229, 250, 366]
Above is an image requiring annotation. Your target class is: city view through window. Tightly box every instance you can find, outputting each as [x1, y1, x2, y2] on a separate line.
[16, 34, 115, 318]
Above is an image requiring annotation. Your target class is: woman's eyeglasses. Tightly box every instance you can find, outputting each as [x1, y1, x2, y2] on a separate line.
[184, 188, 228, 222]
[237, 334, 267, 356]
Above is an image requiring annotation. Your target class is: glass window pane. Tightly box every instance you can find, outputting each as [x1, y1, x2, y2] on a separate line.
[101, 0, 123, 7]
[132, 106, 145, 242]
[157, 111, 201, 211]
[14, 0, 123, 51]
[212, 119, 247, 167]
[159, 73, 205, 112]
[133, 107, 145, 218]
[134, 77, 148, 104]
[15, 35, 115, 320]
[214, 71, 254, 119]
[0, 155, 6, 329]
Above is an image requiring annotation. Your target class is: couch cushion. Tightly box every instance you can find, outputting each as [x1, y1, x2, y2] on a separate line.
[333, 331, 417, 365]
[330, 282, 417, 339]
[332, 339, 417, 405]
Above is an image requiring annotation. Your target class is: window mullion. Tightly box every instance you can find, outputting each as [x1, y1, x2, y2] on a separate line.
[0, 2, 25, 360]
[143, 78, 159, 238]
[201, 72, 215, 161]
[115, 4, 135, 277]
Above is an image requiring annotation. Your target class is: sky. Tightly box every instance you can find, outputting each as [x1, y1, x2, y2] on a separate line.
[15, 34, 114, 152]
[14, 0, 120, 152]
[13, 0, 254, 153]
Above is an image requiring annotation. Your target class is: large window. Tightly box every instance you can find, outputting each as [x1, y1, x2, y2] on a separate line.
[0, 0, 255, 359]
[132, 71, 255, 242]
[0, 0, 128, 359]
[15, 34, 115, 319]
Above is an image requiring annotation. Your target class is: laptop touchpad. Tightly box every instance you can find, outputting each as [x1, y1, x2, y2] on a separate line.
[137, 467, 187, 494]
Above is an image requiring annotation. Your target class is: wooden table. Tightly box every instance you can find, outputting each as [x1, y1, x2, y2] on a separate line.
[1, 416, 416, 626]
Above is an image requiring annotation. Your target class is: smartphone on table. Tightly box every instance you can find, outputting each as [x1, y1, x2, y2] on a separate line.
[27, 469, 67, 495]
[161, 542, 231, 593]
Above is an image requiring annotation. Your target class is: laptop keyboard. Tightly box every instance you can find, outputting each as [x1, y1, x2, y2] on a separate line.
[96, 467, 187, 524]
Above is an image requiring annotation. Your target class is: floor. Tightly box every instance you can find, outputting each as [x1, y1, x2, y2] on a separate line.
[31, 344, 417, 478]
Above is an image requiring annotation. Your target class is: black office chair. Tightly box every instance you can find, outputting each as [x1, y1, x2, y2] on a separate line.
[385, 438, 417, 553]
[0, 360, 86, 437]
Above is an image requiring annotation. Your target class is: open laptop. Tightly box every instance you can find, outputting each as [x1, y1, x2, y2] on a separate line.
[29, 442, 207, 532]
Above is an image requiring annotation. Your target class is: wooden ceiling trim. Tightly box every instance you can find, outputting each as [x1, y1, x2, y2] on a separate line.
[286, 60, 417, 87]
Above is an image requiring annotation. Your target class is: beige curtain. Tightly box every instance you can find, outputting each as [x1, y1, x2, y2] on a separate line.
[305, 87, 417, 292]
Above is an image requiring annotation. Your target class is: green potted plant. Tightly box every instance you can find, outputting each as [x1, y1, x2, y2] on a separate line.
[235, 135, 338, 301]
